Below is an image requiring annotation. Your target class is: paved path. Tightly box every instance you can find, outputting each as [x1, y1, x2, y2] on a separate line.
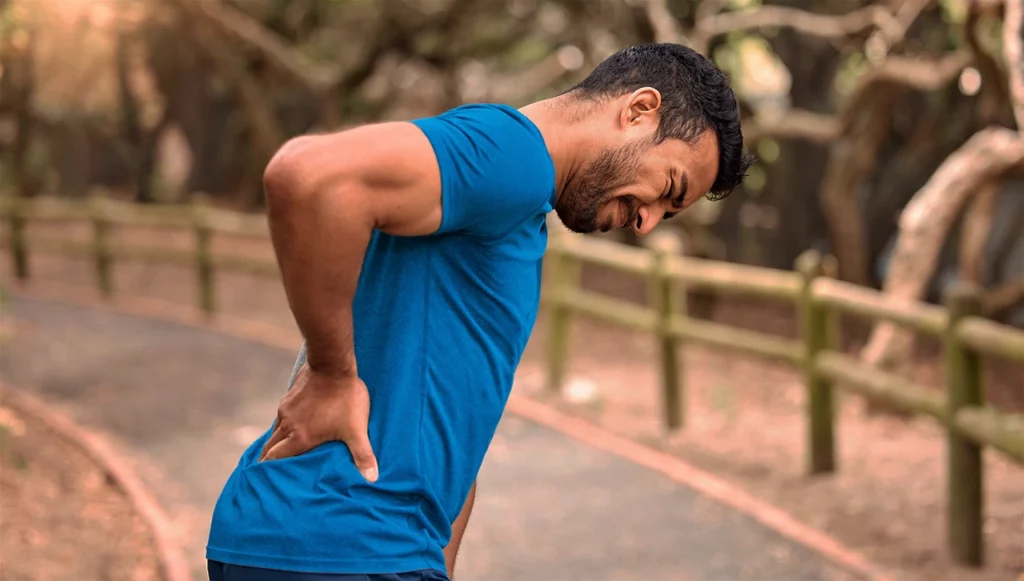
[1, 297, 868, 581]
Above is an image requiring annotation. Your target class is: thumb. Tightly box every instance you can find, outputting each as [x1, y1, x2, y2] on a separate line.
[346, 433, 379, 482]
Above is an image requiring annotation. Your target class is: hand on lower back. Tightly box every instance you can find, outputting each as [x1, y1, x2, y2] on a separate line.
[258, 363, 379, 482]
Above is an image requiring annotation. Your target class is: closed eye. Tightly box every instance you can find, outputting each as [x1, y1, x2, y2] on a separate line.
[663, 172, 687, 221]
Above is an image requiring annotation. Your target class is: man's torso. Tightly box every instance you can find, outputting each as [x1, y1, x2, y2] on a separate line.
[206, 103, 556, 574]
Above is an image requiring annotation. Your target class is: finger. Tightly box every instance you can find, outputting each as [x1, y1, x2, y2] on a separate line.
[260, 435, 308, 462]
[259, 425, 288, 461]
[346, 434, 379, 482]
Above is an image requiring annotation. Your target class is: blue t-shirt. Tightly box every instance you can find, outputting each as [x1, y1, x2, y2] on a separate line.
[206, 104, 556, 574]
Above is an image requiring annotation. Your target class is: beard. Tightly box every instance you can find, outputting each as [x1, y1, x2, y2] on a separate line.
[554, 138, 648, 234]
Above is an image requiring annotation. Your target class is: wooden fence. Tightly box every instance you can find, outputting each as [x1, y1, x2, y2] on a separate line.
[3, 193, 1023, 568]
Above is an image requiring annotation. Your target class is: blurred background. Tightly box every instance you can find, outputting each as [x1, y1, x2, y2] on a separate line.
[0, 0, 1022, 580]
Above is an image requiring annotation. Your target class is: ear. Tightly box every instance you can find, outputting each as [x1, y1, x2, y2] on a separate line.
[620, 87, 662, 129]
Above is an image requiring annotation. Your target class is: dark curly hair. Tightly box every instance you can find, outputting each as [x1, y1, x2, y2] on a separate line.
[566, 43, 754, 201]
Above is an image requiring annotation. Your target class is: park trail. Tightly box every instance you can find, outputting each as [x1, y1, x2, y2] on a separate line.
[1, 295, 871, 581]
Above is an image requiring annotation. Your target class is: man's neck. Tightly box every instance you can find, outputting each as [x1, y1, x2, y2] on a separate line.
[519, 96, 602, 203]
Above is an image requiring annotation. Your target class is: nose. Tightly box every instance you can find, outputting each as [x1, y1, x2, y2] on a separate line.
[632, 206, 663, 237]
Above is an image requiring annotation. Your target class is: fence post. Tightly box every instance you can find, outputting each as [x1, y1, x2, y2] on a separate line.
[8, 198, 29, 281]
[192, 194, 216, 317]
[545, 221, 580, 395]
[796, 249, 835, 474]
[944, 282, 984, 567]
[821, 254, 841, 348]
[647, 230, 685, 431]
[88, 191, 114, 299]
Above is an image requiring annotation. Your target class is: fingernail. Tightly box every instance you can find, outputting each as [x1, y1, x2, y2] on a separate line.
[361, 467, 379, 482]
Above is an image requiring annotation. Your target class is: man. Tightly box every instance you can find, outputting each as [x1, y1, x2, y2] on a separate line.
[206, 42, 752, 581]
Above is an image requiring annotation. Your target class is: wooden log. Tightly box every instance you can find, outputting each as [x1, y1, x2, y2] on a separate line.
[666, 255, 800, 301]
[7, 200, 29, 281]
[957, 316, 1024, 364]
[112, 244, 196, 266]
[558, 289, 658, 332]
[212, 255, 280, 278]
[648, 231, 685, 432]
[192, 195, 216, 316]
[88, 192, 114, 299]
[944, 283, 985, 567]
[953, 408, 1024, 464]
[814, 352, 947, 419]
[545, 223, 582, 394]
[814, 277, 947, 336]
[671, 319, 801, 365]
[561, 232, 654, 275]
[797, 250, 835, 474]
[3, 194, 269, 236]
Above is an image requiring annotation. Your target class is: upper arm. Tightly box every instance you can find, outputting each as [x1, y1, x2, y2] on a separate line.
[264, 107, 554, 239]
[263, 122, 444, 237]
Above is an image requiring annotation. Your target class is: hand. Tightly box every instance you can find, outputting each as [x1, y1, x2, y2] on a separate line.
[258, 363, 379, 482]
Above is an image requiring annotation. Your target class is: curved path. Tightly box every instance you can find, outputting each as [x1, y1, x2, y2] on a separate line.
[1, 296, 878, 581]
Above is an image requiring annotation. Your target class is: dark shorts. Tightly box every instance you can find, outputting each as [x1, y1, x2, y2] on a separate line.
[207, 561, 450, 581]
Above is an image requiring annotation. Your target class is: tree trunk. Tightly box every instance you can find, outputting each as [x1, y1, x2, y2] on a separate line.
[820, 85, 899, 285]
[116, 27, 168, 204]
[958, 181, 1001, 285]
[2, 25, 38, 198]
[861, 128, 1024, 374]
[191, 19, 286, 208]
[760, 28, 840, 269]
[865, 90, 979, 283]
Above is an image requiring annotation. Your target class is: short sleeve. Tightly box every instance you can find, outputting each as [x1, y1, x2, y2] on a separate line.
[410, 105, 556, 238]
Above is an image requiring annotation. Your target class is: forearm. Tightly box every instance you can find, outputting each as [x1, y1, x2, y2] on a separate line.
[264, 140, 372, 377]
[444, 480, 477, 578]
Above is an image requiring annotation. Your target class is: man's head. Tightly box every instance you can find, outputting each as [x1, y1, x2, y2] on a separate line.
[553, 43, 753, 235]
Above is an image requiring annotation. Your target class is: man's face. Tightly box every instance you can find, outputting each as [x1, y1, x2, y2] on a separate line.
[555, 129, 719, 236]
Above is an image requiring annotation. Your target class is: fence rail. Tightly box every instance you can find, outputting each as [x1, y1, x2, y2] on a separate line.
[3, 193, 1023, 569]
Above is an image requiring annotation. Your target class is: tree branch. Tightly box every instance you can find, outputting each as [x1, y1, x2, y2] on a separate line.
[837, 51, 972, 127]
[743, 109, 840, 144]
[1004, 0, 1024, 130]
[889, 0, 937, 47]
[985, 278, 1024, 317]
[745, 51, 969, 144]
[179, 0, 340, 92]
[861, 126, 1024, 368]
[644, 0, 687, 45]
[691, 1, 906, 54]
[191, 21, 284, 161]
[886, 127, 1024, 300]
[484, 46, 584, 103]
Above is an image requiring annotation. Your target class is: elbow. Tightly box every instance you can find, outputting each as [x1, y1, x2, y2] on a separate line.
[262, 133, 369, 228]
[263, 136, 314, 207]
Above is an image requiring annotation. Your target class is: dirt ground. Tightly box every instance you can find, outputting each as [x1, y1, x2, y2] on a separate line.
[0, 397, 163, 581]
[4, 222, 1023, 581]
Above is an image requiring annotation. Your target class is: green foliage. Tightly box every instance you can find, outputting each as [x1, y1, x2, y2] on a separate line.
[833, 52, 869, 99]
[756, 139, 780, 164]
[0, 0, 37, 37]
[742, 164, 767, 194]
[938, 0, 968, 25]
[504, 39, 558, 69]
[724, 0, 761, 9]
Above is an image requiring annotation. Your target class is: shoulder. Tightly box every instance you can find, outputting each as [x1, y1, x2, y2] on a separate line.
[411, 104, 552, 170]
[409, 104, 556, 237]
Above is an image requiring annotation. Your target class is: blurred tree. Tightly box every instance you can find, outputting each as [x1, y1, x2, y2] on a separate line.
[0, 0, 40, 198]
